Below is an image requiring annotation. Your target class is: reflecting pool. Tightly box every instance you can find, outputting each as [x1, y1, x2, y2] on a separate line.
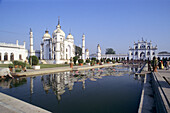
[0, 66, 144, 113]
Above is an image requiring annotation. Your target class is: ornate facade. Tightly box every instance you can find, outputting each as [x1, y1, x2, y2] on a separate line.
[129, 38, 157, 60]
[40, 19, 75, 64]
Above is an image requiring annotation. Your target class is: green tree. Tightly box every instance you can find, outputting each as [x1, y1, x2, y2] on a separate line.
[29, 56, 39, 65]
[105, 48, 116, 54]
[75, 45, 82, 57]
[73, 56, 78, 65]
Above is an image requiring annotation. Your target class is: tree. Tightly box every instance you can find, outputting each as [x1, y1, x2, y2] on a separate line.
[75, 45, 82, 57]
[105, 48, 115, 54]
[29, 56, 39, 65]
[73, 56, 78, 65]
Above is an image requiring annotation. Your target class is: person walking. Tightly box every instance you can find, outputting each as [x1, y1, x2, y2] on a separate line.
[166, 61, 169, 70]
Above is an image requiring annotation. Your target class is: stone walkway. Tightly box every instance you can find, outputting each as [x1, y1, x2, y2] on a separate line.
[0, 92, 51, 113]
[153, 69, 170, 113]
[14, 63, 122, 77]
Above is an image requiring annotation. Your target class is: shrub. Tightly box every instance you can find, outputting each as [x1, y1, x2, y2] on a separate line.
[65, 62, 68, 64]
[18, 61, 23, 67]
[96, 59, 99, 64]
[106, 58, 111, 62]
[112, 60, 116, 64]
[73, 56, 78, 65]
[100, 58, 104, 62]
[91, 57, 96, 61]
[29, 56, 39, 65]
[78, 59, 84, 64]
[90, 60, 95, 66]
[86, 59, 90, 63]
[13, 61, 19, 66]
[21, 62, 26, 68]
[8, 64, 14, 68]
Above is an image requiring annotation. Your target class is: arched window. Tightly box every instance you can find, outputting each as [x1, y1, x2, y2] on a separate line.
[66, 49, 68, 52]
[147, 52, 150, 55]
[152, 52, 155, 55]
[19, 54, 22, 60]
[0, 53, 1, 61]
[131, 52, 133, 55]
[4, 53, 8, 61]
[135, 52, 138, 56]
[147, 46, 150, 49]
[10, 53, 14, 61]
[135, 46, 138, 49]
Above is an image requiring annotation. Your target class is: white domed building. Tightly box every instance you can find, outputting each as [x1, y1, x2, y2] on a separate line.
[40, 19, 75, 64]
[129, 38, 157, 60]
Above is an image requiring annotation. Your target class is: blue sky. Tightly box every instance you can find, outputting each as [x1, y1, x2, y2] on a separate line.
[0, 0, 170, 54]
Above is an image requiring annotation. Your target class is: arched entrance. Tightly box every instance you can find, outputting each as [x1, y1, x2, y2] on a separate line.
[140, 52, 145, 60]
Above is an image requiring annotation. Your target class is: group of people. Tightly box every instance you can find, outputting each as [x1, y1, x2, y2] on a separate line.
[148, 57, 169, 72]
[158, 58, 169, 70]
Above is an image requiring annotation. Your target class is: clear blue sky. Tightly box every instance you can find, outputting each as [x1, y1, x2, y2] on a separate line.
[0, 0, 170, 54]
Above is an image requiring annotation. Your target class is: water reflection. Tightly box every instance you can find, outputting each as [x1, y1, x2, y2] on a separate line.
[0, 66, 143, 101]
[0, 78, 27, 89]
[40, 66, 141, 101]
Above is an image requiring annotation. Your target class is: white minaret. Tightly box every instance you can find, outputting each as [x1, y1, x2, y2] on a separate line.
[85, 49, 89, 59]
[97, 44, 101, 60]
[82, 34, 85, 60]
[29, 28, 34, 56]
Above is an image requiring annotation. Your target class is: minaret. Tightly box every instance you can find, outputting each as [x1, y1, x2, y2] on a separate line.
[82, 34, 85, 60]
[55, 18, 61, 63]
[97, 44, 101, 60]
[29, 28, 34, 56]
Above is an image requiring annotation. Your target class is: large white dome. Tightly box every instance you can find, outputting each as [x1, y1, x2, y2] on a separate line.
[53, 26, 65, 37]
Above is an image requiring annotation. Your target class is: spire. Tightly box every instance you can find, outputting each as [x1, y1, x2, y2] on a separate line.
[30, 28, 32, 32]
[142, 37, 144, 41]
[69, 28, 71, 35]
[58, 16, 60, 25]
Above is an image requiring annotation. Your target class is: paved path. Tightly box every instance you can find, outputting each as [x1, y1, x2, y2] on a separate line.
[14, 63, 122, 77]
[0, 92, 51, 113]
[153, 69, 170, 113]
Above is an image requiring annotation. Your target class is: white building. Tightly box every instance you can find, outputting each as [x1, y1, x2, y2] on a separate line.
[129, 38, 157, 60]
[40, 19, 75, 64]
[0, 40, 28, 64]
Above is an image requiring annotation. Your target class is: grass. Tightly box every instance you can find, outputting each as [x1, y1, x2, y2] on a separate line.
[0, 64, 69, 69]
[0, 64, 9, 68]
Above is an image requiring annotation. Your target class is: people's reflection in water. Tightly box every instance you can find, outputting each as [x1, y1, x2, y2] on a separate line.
[0, 78, 27, 89]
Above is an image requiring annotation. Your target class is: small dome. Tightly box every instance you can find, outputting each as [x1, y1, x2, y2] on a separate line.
[43, 30, 51, 39]
[67, 33, 74, 39]
[86, 49, 89, 52]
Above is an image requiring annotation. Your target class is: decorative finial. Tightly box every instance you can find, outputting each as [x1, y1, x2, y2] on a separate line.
[30, 28, 32, 32]
[58, 16, 60, 25]
[142, 37, 144, 41]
